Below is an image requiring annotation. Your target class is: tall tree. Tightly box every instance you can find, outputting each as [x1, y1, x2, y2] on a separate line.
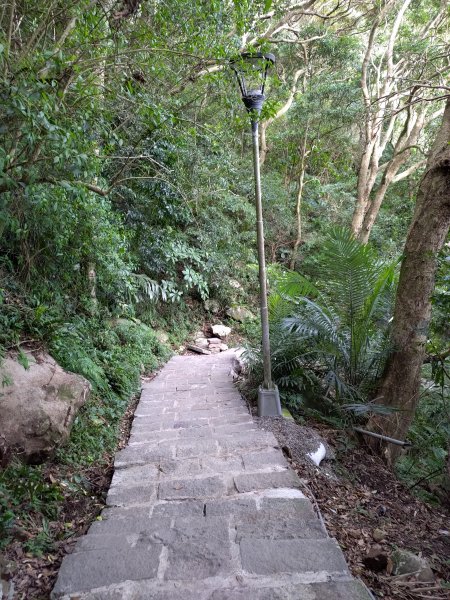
[368, 97, 450, 464]
[351, 0, 448, 242]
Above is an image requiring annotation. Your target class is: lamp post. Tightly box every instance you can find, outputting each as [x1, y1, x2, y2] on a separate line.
[231, 52, 281, 417]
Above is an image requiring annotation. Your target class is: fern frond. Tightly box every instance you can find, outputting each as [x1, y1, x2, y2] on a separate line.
[131, 273, 164, 303]
[268, 294, 292, 323]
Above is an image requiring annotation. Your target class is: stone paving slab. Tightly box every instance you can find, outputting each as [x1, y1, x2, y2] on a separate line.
[54, 540, 162, 592]
[240, 537, 349, 575]
[53, 578, 372, 600]
[52, 351, 371, 599]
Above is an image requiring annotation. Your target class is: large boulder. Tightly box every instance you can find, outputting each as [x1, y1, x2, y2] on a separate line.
[211, 324, 231, 339]
[0, 351, 91, 463]
[226, 306, 255, 322]
[391, 549, 434, 582]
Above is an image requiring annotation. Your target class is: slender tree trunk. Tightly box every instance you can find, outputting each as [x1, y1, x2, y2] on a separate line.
[368, 98, 450, 464]
[352, 141, 380, 236]
[3, 0, 15, 76]
[359, 157, 427, 244]
[359, 107, 429, 244]
[290, 128, 309, 270]
[259, 68, 303, 167]
[86, 2, 114, 314]
[359, 167, 397, 244]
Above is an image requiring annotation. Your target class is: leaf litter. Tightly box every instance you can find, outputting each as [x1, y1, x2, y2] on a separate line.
[256, 416, 450, 600]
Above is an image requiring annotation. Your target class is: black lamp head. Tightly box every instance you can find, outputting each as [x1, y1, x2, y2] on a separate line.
[230, 52, 276, 114]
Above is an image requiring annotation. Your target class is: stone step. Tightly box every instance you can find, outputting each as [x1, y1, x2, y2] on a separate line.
[52, 351, 372, 600]
[129, 424, 260, 444]
[240, 537, 349, 575]
[53, 525, 350, 596]
[115, 431, 279, 468]
[85, 509, 327, 541]
[110, 469, 304, 505]
[54, 578, 371, 600]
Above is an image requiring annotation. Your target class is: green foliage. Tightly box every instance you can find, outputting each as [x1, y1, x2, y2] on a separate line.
[247, 229, 397, 419]
[0, 0, 447, 556]
[0, 462, 63, 550]
[54, 318, 171, 465]
[396, 371, 450, 503]
[0, 317, 172, 553]
[23, 518, 54, 557]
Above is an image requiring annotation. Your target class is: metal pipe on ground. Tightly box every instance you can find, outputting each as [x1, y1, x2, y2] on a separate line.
[353, 427, 412, 447]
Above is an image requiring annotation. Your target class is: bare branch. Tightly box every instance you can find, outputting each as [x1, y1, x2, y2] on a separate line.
[392, 159, 427, 183]
[260, 68, 304, 166]
[3, 0, 15, 76]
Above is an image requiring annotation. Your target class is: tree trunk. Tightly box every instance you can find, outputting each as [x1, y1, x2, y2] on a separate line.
[259, 120, 269, 166]
[349, 0, 445, 240]
[259, 68, 303, 167]
[358, 107, 429, 244]
[368, 98, 450, 464]
[290, 129, 309, 270]
[290, 169, 305, 270]
[352, 140, 380, 236]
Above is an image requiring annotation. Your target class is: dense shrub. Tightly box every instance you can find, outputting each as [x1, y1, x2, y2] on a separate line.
[245, 229, 397, 421]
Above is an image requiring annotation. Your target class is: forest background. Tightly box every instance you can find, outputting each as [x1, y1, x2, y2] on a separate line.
[0, 0, 449, 592]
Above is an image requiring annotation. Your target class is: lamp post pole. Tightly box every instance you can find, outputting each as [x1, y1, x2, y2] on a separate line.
[250, 118, 272, 391]
[230, 52, 281, 416]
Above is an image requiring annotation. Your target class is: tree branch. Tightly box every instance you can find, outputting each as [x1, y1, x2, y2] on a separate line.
[260, 68, 304, 166]
[392, 159, 427, 183]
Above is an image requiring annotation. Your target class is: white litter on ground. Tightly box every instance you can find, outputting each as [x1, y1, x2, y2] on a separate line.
[307, 443, 326, 467]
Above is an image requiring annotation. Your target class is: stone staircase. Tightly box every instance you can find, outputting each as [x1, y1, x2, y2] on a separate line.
[52, 351, 372, 600]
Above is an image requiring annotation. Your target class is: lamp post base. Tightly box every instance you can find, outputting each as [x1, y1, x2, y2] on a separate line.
[257, 385, 281, 417]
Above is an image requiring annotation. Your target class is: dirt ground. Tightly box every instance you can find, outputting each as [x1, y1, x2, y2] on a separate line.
[1, 388, 142, 600]
[255, 416, 450, 600]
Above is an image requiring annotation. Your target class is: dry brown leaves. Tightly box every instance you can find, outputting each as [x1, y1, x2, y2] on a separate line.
[289, 427, 450, 600]
[4, 460, 113, 599]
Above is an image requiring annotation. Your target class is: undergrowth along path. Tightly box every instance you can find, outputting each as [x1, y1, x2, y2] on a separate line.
[52, 351, 371, 599]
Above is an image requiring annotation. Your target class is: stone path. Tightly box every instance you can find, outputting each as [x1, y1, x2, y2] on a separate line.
[52, 351, 371, 600]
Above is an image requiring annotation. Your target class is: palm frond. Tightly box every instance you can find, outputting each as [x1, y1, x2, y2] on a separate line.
[269, 270, 320, 323]
[284, 298, 337, 340]
[275, 270, 319, 301]
[247, 228, 397, 417]
[351, 261, 397, 377]
[268, 293, 292, 323]
[342, 402, 400, 416]
[320, 227, 382, 324]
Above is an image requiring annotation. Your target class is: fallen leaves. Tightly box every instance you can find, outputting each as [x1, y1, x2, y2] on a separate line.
[257, 418, 450, 600]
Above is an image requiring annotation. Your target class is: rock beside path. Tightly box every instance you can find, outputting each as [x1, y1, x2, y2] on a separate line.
[226, 306, 255, 322]
[211, 325, 231, 339]
[0, 351, 90, 463]
[391, 549, 435, 582]
[189, 324, 231, 354]
[187, 344, 211, 355]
